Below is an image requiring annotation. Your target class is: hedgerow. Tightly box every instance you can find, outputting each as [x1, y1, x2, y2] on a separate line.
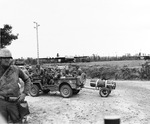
[81, 65, 146, 80]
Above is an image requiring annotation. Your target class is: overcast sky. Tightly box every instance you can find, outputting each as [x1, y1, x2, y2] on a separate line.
[1, 0, 150, 59]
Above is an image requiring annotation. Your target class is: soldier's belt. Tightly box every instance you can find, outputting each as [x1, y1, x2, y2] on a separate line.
[0, 95, 5, 100]
[0, 95, 18, 102]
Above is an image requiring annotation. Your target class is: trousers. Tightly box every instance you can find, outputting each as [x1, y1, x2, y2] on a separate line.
[0, 98, 21, 123]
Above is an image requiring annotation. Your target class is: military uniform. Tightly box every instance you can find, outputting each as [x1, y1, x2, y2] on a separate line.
[0, 64, 30, 122]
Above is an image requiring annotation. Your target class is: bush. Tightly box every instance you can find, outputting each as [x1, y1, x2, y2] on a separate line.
[82, 65, 118, 79]
[115, 66, 140, 80]
[81, 65, 141, 80]
[139, 62, 150, 80]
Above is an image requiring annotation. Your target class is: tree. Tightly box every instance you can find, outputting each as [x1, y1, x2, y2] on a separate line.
[0, 24, 18, 48]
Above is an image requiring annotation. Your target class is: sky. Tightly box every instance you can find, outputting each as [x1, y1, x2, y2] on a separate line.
[1, 0, 150, 59]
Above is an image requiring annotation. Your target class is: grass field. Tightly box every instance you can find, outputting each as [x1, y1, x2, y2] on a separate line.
[72, 59, 146, 68]
[47, 59, 146, 68]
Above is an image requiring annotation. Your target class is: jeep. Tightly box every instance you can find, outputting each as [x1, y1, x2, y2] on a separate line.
[29, 73, 86, 98]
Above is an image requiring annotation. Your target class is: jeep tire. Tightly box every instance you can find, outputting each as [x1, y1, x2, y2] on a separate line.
[29, 84, 39, 97]
[60, 84, 73, 98]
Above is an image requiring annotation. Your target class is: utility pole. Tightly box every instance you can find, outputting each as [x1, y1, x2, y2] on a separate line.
[0, 28, 1, 48]
[34, 22, 40, 65]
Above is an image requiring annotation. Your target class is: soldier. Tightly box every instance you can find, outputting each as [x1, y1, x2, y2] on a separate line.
[35, 64, 44, 75]
[0, 48, 31, 123]
[76, 66, 83, 76]
[71, 65, 83, 77]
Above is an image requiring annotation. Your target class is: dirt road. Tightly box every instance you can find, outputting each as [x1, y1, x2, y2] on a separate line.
[26, 80, 150, 124]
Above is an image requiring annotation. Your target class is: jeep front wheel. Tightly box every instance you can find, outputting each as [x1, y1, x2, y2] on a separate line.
[60, 85, 73, 98]
[99, 87, 110, 97]
[29, 84, 39, 97]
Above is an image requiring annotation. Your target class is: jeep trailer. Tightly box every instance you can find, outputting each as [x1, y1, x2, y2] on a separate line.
[83, 79, 116, 97]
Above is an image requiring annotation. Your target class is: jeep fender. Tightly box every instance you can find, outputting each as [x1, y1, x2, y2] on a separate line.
[32, 80, 43, 90]
[59, 82, 76, 90]
[68, 80, 77, 89]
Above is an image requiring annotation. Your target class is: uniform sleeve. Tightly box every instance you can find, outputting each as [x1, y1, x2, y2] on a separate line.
[18, 68, 31, 95]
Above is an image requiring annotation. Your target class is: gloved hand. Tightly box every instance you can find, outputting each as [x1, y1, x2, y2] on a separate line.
[18, 93, 26, 102]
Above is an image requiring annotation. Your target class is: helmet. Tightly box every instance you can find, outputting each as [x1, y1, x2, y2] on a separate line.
[0, 48, 12, 58]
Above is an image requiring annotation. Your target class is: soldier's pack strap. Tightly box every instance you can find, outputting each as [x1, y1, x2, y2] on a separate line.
[0, 60, 14, 79]
[0, 65, 11, 82]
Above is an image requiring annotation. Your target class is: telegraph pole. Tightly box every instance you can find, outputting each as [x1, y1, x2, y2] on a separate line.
[0, 28, 1, 48]
[34, 22, 40, 65]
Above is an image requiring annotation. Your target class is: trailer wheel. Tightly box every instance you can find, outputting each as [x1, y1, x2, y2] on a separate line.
[60, 84, 73, 98]
[29, 84, 39, 97]
[99, 87, 110, 97]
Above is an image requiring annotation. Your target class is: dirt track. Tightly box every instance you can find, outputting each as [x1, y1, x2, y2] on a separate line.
[26, 80, 150, 124]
